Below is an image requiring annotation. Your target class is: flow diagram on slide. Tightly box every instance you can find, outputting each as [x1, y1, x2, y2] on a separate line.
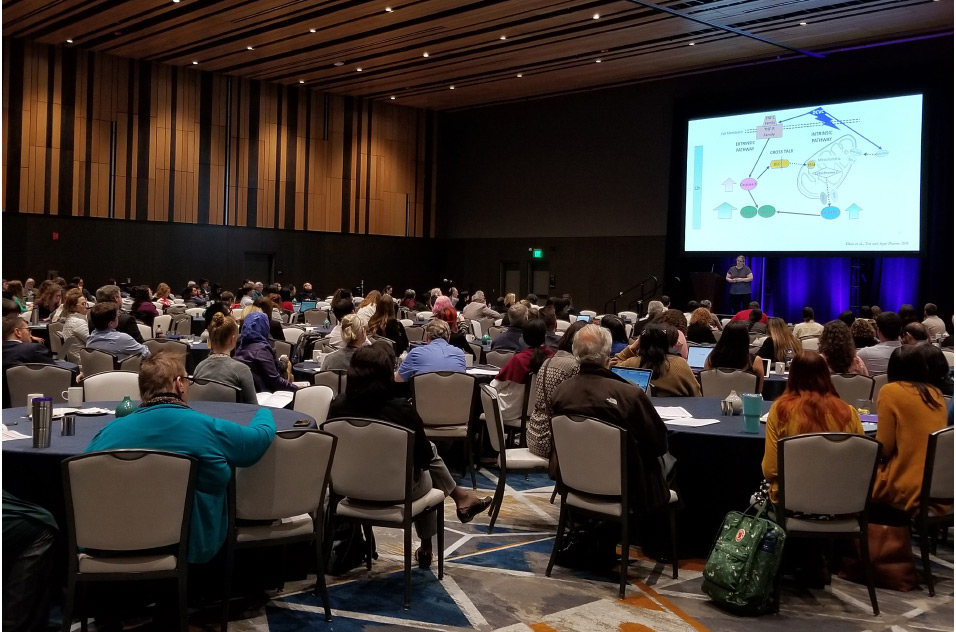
[684, 94, 923, 252]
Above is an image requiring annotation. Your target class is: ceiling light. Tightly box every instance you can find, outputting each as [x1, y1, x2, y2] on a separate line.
[799, 21, 807, 25]
[500, 35, 507, 40]
[334, 61, 344, 66]
[390, 96, 396, 100]
[449, 85, 455, 90]
[246, 46, 254, 50]
[192, 60, 199, 65]
[423, 52, 429, 57]
[689, 42, 695, 45]
[66, 39, 73, 43]
[309, 28, 316, 33]
[593, 13, 600, 19]
[299, 80, 305, 84]
[595, 59, 602, 63]
[172, 0, 180, 3]
[385, 6, 393, 11]
[516, 73, 523, 78]
[356, 67, 363, 72]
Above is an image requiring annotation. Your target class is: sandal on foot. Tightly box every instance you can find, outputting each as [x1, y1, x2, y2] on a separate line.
[456, 497, 493, 524]
[415, 547, 433, 568]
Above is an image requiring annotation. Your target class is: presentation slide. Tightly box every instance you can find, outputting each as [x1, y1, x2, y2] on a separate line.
[683, 94, 923, 253]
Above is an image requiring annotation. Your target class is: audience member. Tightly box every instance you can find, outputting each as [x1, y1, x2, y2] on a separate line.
[856, 311, 903, 374]
[297, 282, 317, 302]
[192, 313, 258, 404]
[86, 352, 275, 563]
[86, 303, 150, 362]
[434, 306, 477, 364]
[154, 283, 173, 310]
[686, 308, 717, 344]
[253, 296, 285, 341]
[2, 492, 59, 632]
[600, 315, 629, 356]
[60, 288, 91, 342]
[238, 284, 255, 307]
[699, 299, 722, 330]
[367, 294, 409, 356]
[396, 319, 465, 382]
[321, 314, 366, 371]
[233, 312, 298, 393]
[252, 282, 264, 299]
[527, 321, 587, 459]
[634, 300, 665, 337]
[462, 290, 501, 321]
[850, 318, 878, 350]
[490, 320, 554, 424]
[22, 278, 36, 303]
[916, 343, 953, 396]
[490, 303, 530, 352]
[5, 280, 27, 312]
[400, 289, 418, 310]
[731, 301, 768, 325]
[902, 321, 929, 345]
[612, 324, 701, 397]
[129, 285, 159, 327]
[539, 307, 562, 351]
[818, 320, 868, 375]
[96, 285, 146, 343]
[2, 314, 54, 368]
[201, 302, 231, 341]
[922, 303, 947, 338]
[656, 309, 690, 357]
[704, 321, 765, 392]
[897, 303, 919, 328]
[755, 317, 803, 364]
[326, 299, 357, 349]
[747, 308, 768, 335]
[71, 276, 94, 302]
[837, 310, 856, 328]
[792, 306, 824, 338]
[34, 281, 63, 322]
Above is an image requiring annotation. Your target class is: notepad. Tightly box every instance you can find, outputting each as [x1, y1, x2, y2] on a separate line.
[2, 425, 30, 441]
[663, 418, 720, 427]
[654, 406, 693, 419]
[256, 391, 295, 408]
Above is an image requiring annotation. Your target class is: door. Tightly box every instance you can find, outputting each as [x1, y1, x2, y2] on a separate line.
[243, 252, 275, 286]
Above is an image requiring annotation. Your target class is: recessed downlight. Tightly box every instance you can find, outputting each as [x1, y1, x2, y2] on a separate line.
[356, 67, 363, 72]
[246, 45, 254, 50]
[385, 6, 393, 11]
[516, 73, 523, 78]
[334, 61, 345, 67]
[500, 35, 507, 40]
[595, 59, 602, 63]
[309, 28, 316, 33]
[390, 96, 396, 100]
[799, 21, 807, 25]
[449, 85, 455, 90]
[66, 39, 73, 43]
[423, 52, 429, 57]
[299, 80, 305, 84]
[593, 13, 600, 19]
[689, 42, 695, 45]
[192, 60, 199, 65]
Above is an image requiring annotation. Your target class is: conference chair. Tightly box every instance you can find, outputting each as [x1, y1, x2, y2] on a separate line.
[479, 317, 497, 337]
[48, 322, 64, 356]
[546, 415, 679, 597]
[469, 320, 483, 338]
[487, 326, 506, 341]
[283, 327, 305, 344]
[153, 314, 172, 337]
[914, 427, 954, 596]
[941, 350, 954, 367]
[77, 348, 119, 375]
[313, 370, 346, 396]
[618, 311, 638, 322]
[502, 372, 537, 448]
[145, 339, 189, 360]
[61, 450, 197, 632]
[830, 373, 875, 405]
[801, 337, 820, 351]
[871, 373, 889, 404]
[6, 364, 73, 407]
[479, 385, 549, 532]
[292, 385, 335, 426]
[698, 368, 758, 398]
[320, 417, 445, 609]
[231, 309, 244, 320]
[403, 324, 425, 342]
[579, 310, 598, 318]
[221, 430, 337, 627]
[468, 341, 483, 364]
[273, 340, 293, 359]
[137, 323, 153, 341]
[185, 307, 205, 318]
[82, 371, 141, 401]
[117, 354, 142, 373]
[555, 320, 571, 332]
[188, 378, 241, 403]
[303, 309, 327, 326]
[485, 350, 515, 368]
[170, 314, 192, 336]
[411, 370, 479, 487]
[777, 433, 881, 615]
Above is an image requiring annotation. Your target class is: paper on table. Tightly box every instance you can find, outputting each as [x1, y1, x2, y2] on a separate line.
[654, 406, 693, 419]
[466, 368, 499, 376]
[663, 418, 721, 427]
[256, 391, 295, 409]
[2, 425, 31, 441]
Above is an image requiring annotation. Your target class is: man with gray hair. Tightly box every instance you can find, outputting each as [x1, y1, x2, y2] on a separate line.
[634, 300, 665, 338]
[699, 299, 723, 330]
[490, 303, 529, 352]
[462, 290, 501, 321]
[396, 319, 465, 382]
[96, 284, 146, 343]
[551, 324, 670, 515]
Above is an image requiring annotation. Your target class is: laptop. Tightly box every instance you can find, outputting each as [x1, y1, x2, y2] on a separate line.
[576, 314, 593, 323]
[299, 300, 317, 312]
[762, 357, 771, 377]
[686, 345, 713, 370]
[611, 367, 653, 392]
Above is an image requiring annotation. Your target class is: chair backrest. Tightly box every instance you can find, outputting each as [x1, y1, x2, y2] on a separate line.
[523, 372, 538, 418]
[830, 373, 875, 404]
[618, 311, 638, 322]
[487, 326, 505, 341]
[63, 450, 196, 552]
[78, 348, 118, 374]
[153, 314, 172, 337]
[117, 354, 142, 373]
[580, 310, 598, 318]
[235, 430, 336, 520]
[189, 378, 240, 402]
[485, 350, 515, 368]
[479, 384, 507, 455]
[468, 341, 482, 362]
[321, 418, 412, 503]
[871, 373, 889, 404]
[145, 339, 189, 358]
[479, 317, 497, 336]
[313, 369, 344, 395]
[137, 323, 153, 341]
[801, 337, 820, 351]
[283, 327, 305, 344]
[231, 309, 244, 320]
[555, 319, 571, 332]
[699, 368, 758, 397]
[411, 371, 475, 427]
[404, 325, 425, 342]
[415, 311, 433, 321]
[82, 371, 142, 401]
[941, 349, 954, 367]
[551, 414, 626, 498]
[292, 385, 335, 425]
[470, 320, 483, 338]
[170, 314, 192, 336]
[922, 427, 954, 502]
[303, 309, 327, 326]
[273, 339, 293, 358]
[49, 329, 64, 357]
[61, 334, 82, 362]
[778, 433, 880, 516]
[6, 364, 74, 406]
[185, 307, 205, 318]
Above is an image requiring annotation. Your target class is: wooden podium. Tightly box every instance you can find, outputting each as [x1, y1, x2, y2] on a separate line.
[691, 272, 725, 307]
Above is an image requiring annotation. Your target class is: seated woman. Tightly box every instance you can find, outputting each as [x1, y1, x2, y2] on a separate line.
[755, 317, 803, 366]
[850, 318, 878, 350]
[253, 296, 285, 341]
[490, 320, 554, 424]
[356, 290, 381, 324]
[656, 309, 690, 358]
[704, 321, 765, 393]
[34, 281, 62, 322]
[818, 320, 868, 376]
[233, 312, 299, 393]
[600, 315, 629, 356]
[5, 280, 28, 313]
[400, 289, 418, 310]
[611, 324, 701, 397]
[192, 313, 258, 404]
[321, 315, 365, 371]
[130, 286, 159, 327]
[367, 294, 409, 356]
[153, 283, 174, 311]
[762, 351, 864, 503]
[871, 345, 948, 519]
[328, 345, 492, 567]
[200, 302, 230, 342]
[686, 307, 717, 344]
[434, 305, 477, 364]
[86, 352, 275, 563]
[60, 288, 90, 343]
[527, 321, 587, 459]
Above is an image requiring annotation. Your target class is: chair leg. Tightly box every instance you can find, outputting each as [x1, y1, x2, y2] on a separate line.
[221, 544, 234, 631]
[550, 485, 558, 504]
[546, 504, 568, 577]
[668, 504, 679, 579]
[487, 463, 507, 533]
[466, 434, 477, 489]
[437, 507, 445, 580]
[403, 526, 412, 610]
[178, 570, 189, 632]
[858, 526, 880, 615]
[364, 525, 374, 570]
[918, 520, 935, 597]
[619, 516, 629, 599]
[61, 575, 76, 632]
[313, 535, 332, 621]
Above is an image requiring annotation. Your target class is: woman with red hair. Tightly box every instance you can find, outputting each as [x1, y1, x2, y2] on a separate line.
[761, 351, 864, 503]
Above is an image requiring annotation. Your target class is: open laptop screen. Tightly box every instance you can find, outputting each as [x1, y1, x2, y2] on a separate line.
[576, 314, 592, 323]
[686, 346, 713, 370]
[299, 301, 317, 312]
[611, 367, 653, 392]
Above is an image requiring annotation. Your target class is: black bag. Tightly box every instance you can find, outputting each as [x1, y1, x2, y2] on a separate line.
[554, 520, 618, 572]
[291, 331, 324, 364]
[327, 521, 374, 576]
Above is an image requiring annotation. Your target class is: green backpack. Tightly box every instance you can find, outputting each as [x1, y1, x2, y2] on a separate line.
[701, 503, 787, 616]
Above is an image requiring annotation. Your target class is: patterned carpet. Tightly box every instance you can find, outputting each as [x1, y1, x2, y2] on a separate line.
[97, 467, 954, 631]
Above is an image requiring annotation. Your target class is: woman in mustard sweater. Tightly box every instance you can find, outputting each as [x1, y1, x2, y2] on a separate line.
[871, 345, 947, 517]
[611, 324, 701, 397]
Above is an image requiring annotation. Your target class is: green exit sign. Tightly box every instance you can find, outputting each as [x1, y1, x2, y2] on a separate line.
[532, 248, 544, 259]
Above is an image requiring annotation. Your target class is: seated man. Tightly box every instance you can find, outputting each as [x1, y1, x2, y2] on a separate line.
[540, 307, 562, 351]
[3, 492, 59, 632]
[490, 303, 530, 352]
[792, 306, 824, 338]
[96, 284, 146, 344]
[86, 303, 150, 362]
[902, 321, 930, 345]
[856, 311, 903, 374]
[396, 319, 465, 382]
[2, 314, 54, 368]
[326, 299, 357, 349]
[730, 301, 769, 325]
[550, 324, 672, 517]
[922, 303, 948, 338]
[297, 282, 317, 302]
[86, 352, 275, 563]
[461, 290, 501, 321]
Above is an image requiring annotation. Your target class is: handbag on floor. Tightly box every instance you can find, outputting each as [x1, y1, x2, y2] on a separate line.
[838, 523, 918, 591]
[702, 503, 787, 616]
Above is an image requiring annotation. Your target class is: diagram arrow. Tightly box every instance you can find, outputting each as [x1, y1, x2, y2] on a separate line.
[825, 112, 883, 150]
[749, 139, 770, 177]
[748, 191, 758, 207]
[714, 202, 736, 219]
[722, 178, 736, 192]
[777, 211, 820, 217]
[847, 203, 862, 219]
[755, 167, 769, 179]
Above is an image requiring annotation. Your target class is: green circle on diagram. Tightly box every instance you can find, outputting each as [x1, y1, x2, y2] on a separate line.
[757, 205, 776, 218]
[740, 206, 758, 218]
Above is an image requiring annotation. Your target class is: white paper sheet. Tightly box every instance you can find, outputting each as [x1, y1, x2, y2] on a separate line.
[663, 418, 721, 427]
[2, 425, 31, 441]
[654, 406, 693, 419]
[466, 368, 499, 376]
[256, 391, 295, 408]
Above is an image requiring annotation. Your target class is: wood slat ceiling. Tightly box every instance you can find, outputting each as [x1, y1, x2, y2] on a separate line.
[3, 0, 952, 110]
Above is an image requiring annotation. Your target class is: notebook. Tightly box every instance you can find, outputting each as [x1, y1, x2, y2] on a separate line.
[610, 367, 653, 392]
[686, 345, 713, 370]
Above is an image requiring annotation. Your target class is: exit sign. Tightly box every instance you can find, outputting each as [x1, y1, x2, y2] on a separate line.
[531, 248, 544, 259]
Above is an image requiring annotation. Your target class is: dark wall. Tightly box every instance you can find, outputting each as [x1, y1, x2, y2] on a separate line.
[1, 214, 442, 298]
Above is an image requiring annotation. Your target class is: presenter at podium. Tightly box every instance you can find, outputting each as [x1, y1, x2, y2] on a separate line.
[726, 255, 753, 313]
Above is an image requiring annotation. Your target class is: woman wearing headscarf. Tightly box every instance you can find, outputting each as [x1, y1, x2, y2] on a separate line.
[233, 311, 299, 393]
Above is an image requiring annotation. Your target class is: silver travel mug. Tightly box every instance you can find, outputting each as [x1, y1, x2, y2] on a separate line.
[32, 398, 53, 448]
[61, 414, 76, 436]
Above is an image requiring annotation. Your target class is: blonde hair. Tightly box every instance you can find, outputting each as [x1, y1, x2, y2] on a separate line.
[340, 314, 365, 346]
[155, 283, 171, 298]
[359, 290, 381, 310]
[207, 312, 238, 348]
[240, 305, 262, 321]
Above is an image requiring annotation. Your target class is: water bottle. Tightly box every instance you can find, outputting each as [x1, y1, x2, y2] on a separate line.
[785, 347, 794, 371]
[156, 325, 164, 339]
[115, 396, 135, 418]
[323, 318, 330, 327]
